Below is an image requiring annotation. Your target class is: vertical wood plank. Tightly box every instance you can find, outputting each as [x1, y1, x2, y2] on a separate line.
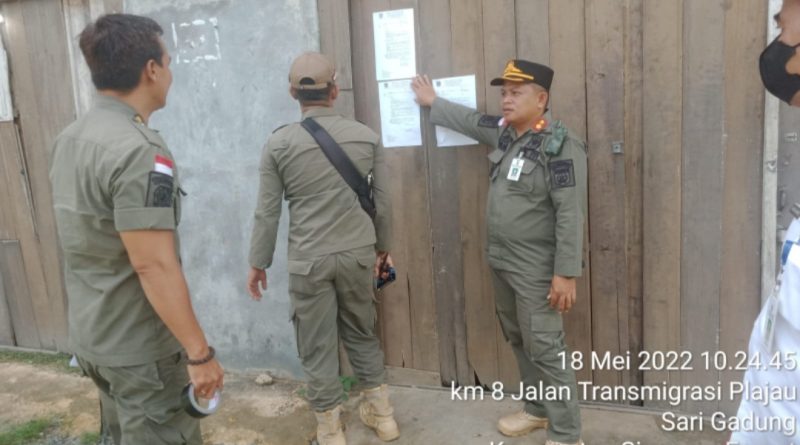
[681, 0, 726, 413]
[350, 0, 413, 370]
[0, 122, 18, 240]
[548, 0, 592, 386]
[332, 89, 355, 120]
[0, 264, 15, 346]
[318, 0, 353, 90]
[641, 0, 682, 406]
[449, 0, 500, 386]
[585, 0, 628, 389]
[418, 0, 473, 385]
[515, 0, 549, 64]
[719, 0, 766, 414]
[350, 0, 440, 374]
[102, 0, 123, 13]
[763, 0, 782, 305]
[389, 0, 440, 375]
[0, 117, 55, 351]
[63, 0, 98, 117]
[0, 240, 41, 349]
[481, 0, 520, 388]
[623, 0, 644, 395]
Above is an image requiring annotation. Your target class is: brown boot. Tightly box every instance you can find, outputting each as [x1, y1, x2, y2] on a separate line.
[314, 405, 346, 445]
[359, 384, 400, 441]
[497, 410, 548, 437]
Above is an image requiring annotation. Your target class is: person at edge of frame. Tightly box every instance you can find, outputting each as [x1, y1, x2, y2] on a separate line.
[246, 52, 398, 445]
[48, 14, 223, 445]
[726, 2, 800, 444]
[412, 59, 586, 445]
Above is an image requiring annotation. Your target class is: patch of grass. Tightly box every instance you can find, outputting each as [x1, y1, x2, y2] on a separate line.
[0, 350, 80, 374]
[80, 431, 100, 445]
[0, 418, 56, 445]
[340, 375, 359, 399]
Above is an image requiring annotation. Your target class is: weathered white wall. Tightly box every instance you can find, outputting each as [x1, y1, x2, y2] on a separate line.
[86, 0, 318, 377]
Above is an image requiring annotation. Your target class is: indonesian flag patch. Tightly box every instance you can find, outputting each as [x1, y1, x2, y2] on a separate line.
[154, 155, 174, 177]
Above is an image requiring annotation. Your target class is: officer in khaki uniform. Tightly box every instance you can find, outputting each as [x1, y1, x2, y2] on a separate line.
[413, 60, 585, 445]
[49, 14, 223, 445]
[247, 52, 398, 445]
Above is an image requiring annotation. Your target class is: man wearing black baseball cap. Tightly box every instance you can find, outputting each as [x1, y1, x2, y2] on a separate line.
[413, 60, 586, 445]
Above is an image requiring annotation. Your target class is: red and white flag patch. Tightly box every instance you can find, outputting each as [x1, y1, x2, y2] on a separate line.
[154, 155, 174, 177]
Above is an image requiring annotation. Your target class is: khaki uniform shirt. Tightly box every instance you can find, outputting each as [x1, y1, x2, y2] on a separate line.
[249, 107, 392, 269]
[430, 98, 587, 277]
[49, 95, 182, 366]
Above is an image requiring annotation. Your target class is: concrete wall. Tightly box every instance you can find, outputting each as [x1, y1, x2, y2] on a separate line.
[119, 0, 320, 378]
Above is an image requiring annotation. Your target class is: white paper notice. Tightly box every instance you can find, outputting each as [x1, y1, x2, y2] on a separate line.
[433, 75, 478, 147]
[378, 79, 421, 148]
[373, 9, 416, 81]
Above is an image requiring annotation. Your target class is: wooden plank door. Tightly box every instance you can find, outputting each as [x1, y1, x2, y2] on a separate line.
[0, 0, 78, 351]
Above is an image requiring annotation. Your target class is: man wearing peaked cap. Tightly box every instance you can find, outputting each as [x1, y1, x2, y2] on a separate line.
[490, 59, 555, 88]
[413, 59, 586, 445]
[247, 52, 398, 445]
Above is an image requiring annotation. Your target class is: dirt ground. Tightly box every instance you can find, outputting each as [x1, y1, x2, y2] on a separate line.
[0, 361, 316, 445]
[0, 359, 731, 445]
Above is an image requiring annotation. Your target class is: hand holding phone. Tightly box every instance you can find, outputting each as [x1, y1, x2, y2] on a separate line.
[374, 252, 396, 290]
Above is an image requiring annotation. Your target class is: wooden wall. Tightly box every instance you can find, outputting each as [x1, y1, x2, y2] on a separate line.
[0, 0, 769, 416]
[339, 0, 767, 414]
[0, 0, 80, 351]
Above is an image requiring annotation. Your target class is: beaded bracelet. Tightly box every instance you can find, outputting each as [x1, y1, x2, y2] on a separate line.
[187, 346, 216, 366]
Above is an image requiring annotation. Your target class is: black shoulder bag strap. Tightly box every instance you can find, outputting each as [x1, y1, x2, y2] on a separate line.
[300, 117, 376, 219]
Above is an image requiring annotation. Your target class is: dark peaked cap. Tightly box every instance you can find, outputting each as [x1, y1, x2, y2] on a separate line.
[490, 59, 554, 90]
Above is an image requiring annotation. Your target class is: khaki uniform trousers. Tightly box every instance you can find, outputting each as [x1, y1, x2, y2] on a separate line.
[77, 353, 201, 445]
[289, 245, 386, 411]
[492, 268, 582, 444]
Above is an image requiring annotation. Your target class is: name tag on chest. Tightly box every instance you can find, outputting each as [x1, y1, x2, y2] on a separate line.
[507, 158, 525, 182]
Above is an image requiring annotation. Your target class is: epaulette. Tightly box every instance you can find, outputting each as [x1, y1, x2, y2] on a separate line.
[478, 114, 504, 128]
[272, 124, 289, 134]
[128, 115, 167, 150]
[544, 120, 568, 156]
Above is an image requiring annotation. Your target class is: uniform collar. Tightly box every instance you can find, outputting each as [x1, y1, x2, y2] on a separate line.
[509, 120, 551, 141]
[94, 94, 145, 124]
[301, 106, 339, 120]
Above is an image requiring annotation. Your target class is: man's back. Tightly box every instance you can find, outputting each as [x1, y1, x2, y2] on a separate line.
[249, 106, 391, 268]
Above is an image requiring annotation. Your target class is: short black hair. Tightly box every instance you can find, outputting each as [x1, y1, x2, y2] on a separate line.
[79, 14, 164, 92]
[296, 86, 333, 104]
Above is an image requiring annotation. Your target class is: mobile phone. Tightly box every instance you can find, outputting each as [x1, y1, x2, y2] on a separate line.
[375, 266, 397, 290]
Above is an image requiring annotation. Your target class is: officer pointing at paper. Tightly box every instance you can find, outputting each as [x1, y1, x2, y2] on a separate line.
[412, 60, 586, 445]
[247, 52, 398, 445]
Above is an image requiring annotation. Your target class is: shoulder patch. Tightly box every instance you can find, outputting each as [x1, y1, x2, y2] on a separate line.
[272, 124, 289, 134]
[478, 114, 503, 128]
[146, 172, 174, 207]
[548, 159, 576, 189]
